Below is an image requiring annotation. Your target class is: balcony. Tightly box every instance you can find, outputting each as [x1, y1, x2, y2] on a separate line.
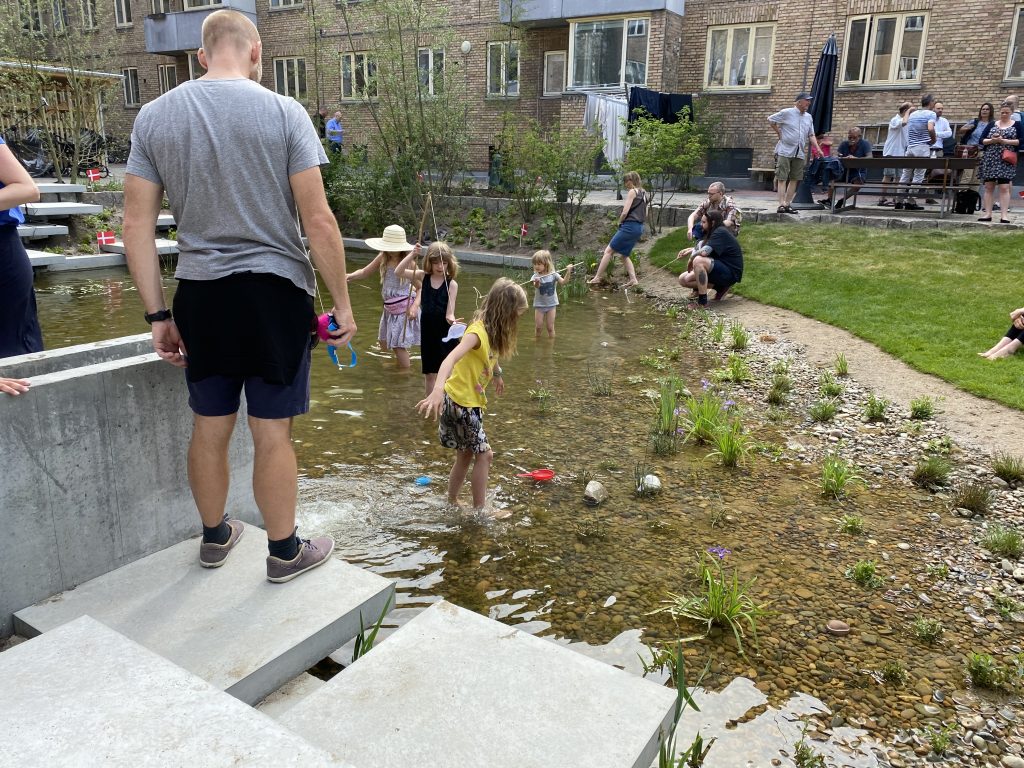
[145, 0, 257, 55]
[500, 0, 683, 28]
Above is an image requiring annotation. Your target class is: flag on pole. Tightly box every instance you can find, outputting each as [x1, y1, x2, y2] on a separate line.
[86, 168, 101, 182]
[96, 230, 116, 246]
[520, 223, 528, 237]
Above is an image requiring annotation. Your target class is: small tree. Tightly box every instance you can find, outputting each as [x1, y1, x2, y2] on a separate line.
[499, 119, 547, 224]
[539, 124, 604, 248]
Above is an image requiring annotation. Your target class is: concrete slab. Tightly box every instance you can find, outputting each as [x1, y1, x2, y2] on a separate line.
[0, 616, 350, 767]
[35, 182, 87, 194]
[15, 527, 395, 705]
[17, 223, 69, 239]
[47, 253, 127, 270]
[280, 600, 676, 768]
[100, 238, 178, 255]
[24, 201, 103, 217]
[26, 248, 66, 267]
[256, 672, 326, 719]
[156, 212, 176, 228]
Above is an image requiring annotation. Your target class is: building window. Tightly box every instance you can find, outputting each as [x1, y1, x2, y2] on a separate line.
[80, 0, 96, 28]
[151, 0, 169, 12]
[20, 0, 43, 33]
[270, 0, 302, 7]
[187, 51, 203, 79]
[122, 67, 140, 106]
[341, 53, 377, 99]
[417, 47, 444, 96]
[274, 57, 307, 101]
[52, 0, 68, 32]
[704, 23, 775, 89]
[1006, 5, 1024, 81]
[158, 63, 177, 93]
[842, 13, 927, 85]
[569, 17, 648, 90]
[487, 41, 519, 96]
[114, 0, 131, 26]
[184, 0, 220, 8]
[543, 50, 565, 96]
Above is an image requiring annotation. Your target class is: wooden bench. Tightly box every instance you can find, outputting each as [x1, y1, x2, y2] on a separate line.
[747, 167, 775, 190]
[833, 156, 979, 218]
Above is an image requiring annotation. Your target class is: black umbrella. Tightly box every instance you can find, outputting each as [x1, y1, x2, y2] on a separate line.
[792, 34, 839, 208]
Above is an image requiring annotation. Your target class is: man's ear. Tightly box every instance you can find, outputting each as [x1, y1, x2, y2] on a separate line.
[251, 40, 262, 65]
[197, 47, 208, 69]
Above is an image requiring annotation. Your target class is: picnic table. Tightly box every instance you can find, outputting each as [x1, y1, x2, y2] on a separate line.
[837, 156, 979, 218]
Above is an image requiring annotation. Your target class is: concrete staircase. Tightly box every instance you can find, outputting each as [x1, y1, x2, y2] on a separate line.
[8, 532, 678, 767]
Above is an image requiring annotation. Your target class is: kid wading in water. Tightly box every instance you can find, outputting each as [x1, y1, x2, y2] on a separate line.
[346, 224, 420, 368]
[530, 249, 573, 338]
[416, 278, 528, 511]
[396, 241, 461, 395]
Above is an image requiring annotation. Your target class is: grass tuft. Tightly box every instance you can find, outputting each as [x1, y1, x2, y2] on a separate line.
[834, 352, 849, 377]
[980, 523, 1023, 559]
[911, 456, 951, 488]
[951, 482, 992, 516]
[822, 456, 864, 500]
[993, 452, 1024, 485]
[863, 394, 889, 422]
[847, 559, 884, 588]
[909, 396, 936, 420]
[911, 616, 944, 644]
[809, 399, 837, 423]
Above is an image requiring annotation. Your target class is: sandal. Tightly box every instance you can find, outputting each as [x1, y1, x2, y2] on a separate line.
[777, 205, 787, 213]
[783, 205, 799, 214]
[978, 217, 992, 222]
[1001, 219, 1011, 224]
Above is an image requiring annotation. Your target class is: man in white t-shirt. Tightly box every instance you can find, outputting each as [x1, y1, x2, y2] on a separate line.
[878, 102, 911, 206]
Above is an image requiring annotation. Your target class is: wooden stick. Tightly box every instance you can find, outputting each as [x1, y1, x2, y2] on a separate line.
[402, 192, 432, 343]
[517, 262, 584, 286]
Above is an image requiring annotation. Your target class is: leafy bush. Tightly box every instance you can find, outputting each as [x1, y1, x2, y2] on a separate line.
[847, 560, 883, 588]
[912, 617, 944, 644]
[838, 514, 864, 534]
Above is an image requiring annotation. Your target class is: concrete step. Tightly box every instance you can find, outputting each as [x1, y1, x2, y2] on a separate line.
[0, 616, 351, 767]
[279, 600, 677, 768]
[17, 223, 69, 239]
[157, 212, 176, 228]
[100, 237, 178, 255]
[15, 526, 395, 706]
[35, 182, 87, 195]
[24, 201, 103, 217]
[26, 249, 66, 267]
[46, 253, 126, 271]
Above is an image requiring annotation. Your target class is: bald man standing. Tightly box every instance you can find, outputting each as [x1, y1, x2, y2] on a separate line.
[124, 10, 356, 582]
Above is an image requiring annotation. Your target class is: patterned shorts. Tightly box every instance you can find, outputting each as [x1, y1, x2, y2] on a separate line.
[438, 393, 491, 454]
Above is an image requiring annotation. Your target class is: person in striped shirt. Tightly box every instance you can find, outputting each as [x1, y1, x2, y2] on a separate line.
[895, 94, 937, 211]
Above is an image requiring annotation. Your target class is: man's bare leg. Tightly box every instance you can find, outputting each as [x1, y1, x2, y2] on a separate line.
[189, 413, 238, 529]
[248, 415, 298, 541]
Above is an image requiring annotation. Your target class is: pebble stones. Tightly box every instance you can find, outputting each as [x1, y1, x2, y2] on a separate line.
[826, 619, 850, 636]
[1013, 568, 1024, 584]
[583, 481, 607, 506]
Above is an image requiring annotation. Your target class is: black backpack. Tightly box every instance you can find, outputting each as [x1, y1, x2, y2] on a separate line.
[953, 189, 980, 215]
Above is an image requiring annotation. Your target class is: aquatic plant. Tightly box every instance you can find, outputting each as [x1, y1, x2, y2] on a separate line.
[770, 358, 790, 375]
[640, 354, 669, 371]
[808, 399, 837, 423]
[993, 452, 1024, 485]
[588, 367, 612, 396]
[834, 352, 849, 377]
[880, 659, 909, 686]
[925, 436, 954, 456]
[643, 643, 715, 768]
[729, 322, 750, 350]
[767, 406, 786, 422]
[665, 305, 680, 319]
[911, 456, 951, 488]
[966, 652, 1006, 690]
[650, 430, 679, 457]
[654, 551, 766, 656]
[792, 731, 827, 768]
[766, 385, 787, 406]
[923, 722, 956, 756]
[626, 375, 645, 385]
[721, 354, 752, 383]
[706, 420, 751, 468]
[819, 370, 843, 399]
[822, 455, 864, 500]
[981, 524, 1023, 559]
[634, 461, 659, 497]
[528, 381, 553, 410]
[926, 562, 949, 579]
[351, 595, 392, 663]
[846, 560, 883, 589]
[993, 593, 1022, 621]
[838, 514, 865, 535]
[912, 616, 944, 644]
[573, 517, 608, 542]
[909, 396, 936, 420]
[951, 482, 992, 516]
[679, 388, 727, 444]
[656, 376, 684, 435]
[862, 394, 889, 422]
[576, 467, 593, 487]
[710, 317, 726, 343]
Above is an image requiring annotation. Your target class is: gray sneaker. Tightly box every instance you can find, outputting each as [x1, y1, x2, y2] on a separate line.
[199, 519, 245, 568]
[266, 536, 335, 583]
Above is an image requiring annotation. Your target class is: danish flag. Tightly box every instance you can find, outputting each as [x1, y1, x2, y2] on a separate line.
[520, 223, 528, 237]
[86, 168, 101, 182]
[96, 230, 116, 245]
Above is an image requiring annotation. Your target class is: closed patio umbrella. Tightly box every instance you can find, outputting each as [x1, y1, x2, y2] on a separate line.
[793, 34, 839, 208]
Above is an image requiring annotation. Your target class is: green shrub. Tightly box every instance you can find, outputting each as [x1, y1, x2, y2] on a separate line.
[966, 652, 1005, 689]
[863, 394, 889, 422]
[909, 396, 936, 420]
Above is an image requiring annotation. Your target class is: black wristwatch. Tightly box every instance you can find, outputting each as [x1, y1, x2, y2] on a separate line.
[144, 309, 173, 324]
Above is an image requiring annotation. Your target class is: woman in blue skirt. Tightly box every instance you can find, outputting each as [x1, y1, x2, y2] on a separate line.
[588, 171, 648, 287]
[0, 134, 42, 393]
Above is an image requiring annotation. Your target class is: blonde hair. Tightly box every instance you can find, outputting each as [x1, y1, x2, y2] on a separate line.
[623, 171, 643, 189]
[422, 241, 459, 280]
[378, 250, 409, 280]
[201, 9, 259, 56]
[475, 277, 527, 359]
[531, 249, 554, 274]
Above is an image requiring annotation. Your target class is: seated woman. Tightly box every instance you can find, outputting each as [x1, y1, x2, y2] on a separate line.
[675, 209, 743, 305]
[980, 306, 1024, 359]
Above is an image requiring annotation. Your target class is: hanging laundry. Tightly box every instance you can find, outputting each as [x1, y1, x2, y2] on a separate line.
[584, 93, 629, 167]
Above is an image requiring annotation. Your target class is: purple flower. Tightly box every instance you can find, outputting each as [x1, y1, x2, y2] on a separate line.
[722, 400, 736, 410]
[701, 379, 710, 390]
[707, 546, 731, 560]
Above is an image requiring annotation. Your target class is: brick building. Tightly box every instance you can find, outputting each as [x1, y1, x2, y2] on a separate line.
[70, 0, 1024, 174]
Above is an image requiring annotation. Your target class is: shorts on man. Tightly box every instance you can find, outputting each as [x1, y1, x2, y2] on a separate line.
[776, 155, 806, 182]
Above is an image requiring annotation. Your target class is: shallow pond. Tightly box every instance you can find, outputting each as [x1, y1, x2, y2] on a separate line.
[33, 264, 1022, 756]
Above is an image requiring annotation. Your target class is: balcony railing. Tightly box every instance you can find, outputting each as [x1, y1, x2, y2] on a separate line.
[145, 0, 257, 55]
[499, 0, 683, 27]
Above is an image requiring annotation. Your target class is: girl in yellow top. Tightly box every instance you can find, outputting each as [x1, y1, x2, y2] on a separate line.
[416, 278, 528, 510]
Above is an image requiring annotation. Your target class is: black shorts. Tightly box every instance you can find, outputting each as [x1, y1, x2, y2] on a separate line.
[173, 272, 315, 419]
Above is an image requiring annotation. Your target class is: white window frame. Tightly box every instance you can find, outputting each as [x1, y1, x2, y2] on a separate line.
[52, 0, 68, 32]
[158, 63, 177, 93]
[150, 0, 169, 12]
[703, 23, 776, 91]
[486, 40, 519, 97]
[122, 67, 140, 107]
[113, 0, 131, 26]
[341, 52, 377, 100]
[567, 16, 649, 90]
[269, 0, 302, 8]
[273, 57, 307, 101]
[417, 46, 445, 96]
[841, 12, 929, 86]
[1005, 4, 1024, 82]
[543, 50, 566, 96]
[80, 0, 96, 28]
[187, 51, 203, 79]
[21, 0, 43, 32]
[184, 0, 220, 9]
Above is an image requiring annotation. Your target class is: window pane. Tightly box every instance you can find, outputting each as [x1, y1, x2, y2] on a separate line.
[342, 56, 353, 98]
[506, 41, 519, 95]
[488, 44, 502, 94]
[297, 60, 306, 100]
[729, 27, 749, 85]
[1011, 9, 1024, 79]
[275, 59, 285, 93]
[572, 20, 624, 88]
[624, 19, 648, 84]
[752, 26, 772, 84]
[868, 16, 896, 81]
[433, 49, 444, 94]
[843, 19, 867, 82]
[544, 52, 565, 95]
[707, 29, 727, 87]
[418, 49, 430, 88]
[897, 16, 923, 80]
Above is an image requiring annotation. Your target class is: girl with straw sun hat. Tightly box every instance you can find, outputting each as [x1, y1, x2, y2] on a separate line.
[346, 224, 421, 368]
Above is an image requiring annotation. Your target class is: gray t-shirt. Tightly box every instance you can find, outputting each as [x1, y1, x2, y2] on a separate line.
[126, 78, 327, 295]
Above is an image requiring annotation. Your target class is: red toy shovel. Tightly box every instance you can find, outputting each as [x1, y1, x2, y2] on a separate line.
[516, 469, 555, 482]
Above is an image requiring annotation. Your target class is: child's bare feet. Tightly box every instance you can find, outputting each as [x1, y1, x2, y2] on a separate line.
[622, 279, 639, 288]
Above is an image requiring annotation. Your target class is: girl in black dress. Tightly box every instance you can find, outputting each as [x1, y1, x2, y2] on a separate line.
[396, 242, 461, 395]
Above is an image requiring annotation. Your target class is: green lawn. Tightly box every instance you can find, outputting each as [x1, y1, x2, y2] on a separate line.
[648, 223, 1024, 410]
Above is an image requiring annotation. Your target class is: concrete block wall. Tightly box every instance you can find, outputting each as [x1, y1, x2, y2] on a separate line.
[0, 337, 257, 638]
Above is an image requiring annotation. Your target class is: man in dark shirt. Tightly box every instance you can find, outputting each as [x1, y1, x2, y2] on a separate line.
[818, 126, 873, 211]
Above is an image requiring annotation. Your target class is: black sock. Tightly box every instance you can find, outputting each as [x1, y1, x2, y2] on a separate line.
[268, 532, 300, 561]
[202, 518, 231, 545]
[697, 294, 709, 306]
